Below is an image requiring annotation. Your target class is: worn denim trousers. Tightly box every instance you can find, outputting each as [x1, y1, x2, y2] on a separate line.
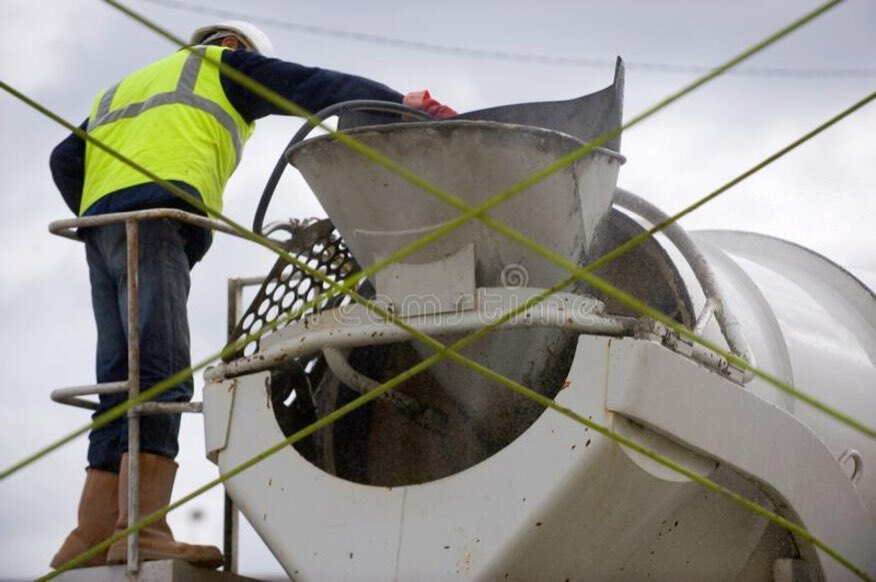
[82, 219, 193, 472]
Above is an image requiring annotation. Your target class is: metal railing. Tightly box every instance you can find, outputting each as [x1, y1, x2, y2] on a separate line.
[48, 208, 255, 578]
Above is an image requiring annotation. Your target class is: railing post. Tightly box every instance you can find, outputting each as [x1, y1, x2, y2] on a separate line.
[223, 278, 244, 573]
[126, 219, 141, 577]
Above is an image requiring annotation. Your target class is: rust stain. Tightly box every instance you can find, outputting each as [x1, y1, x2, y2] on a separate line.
[457, 549, 472, 575]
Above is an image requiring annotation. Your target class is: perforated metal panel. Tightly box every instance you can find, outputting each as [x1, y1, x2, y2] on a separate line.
[225, 219, 361, 362]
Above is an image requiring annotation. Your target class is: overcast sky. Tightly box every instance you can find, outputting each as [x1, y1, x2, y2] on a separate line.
[1, 0, 874, 578]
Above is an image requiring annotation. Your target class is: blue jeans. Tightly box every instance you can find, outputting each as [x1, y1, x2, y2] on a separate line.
[83, 219, 193, 472]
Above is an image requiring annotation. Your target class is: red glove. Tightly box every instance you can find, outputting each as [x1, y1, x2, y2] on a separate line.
[403, 90, 458, 119]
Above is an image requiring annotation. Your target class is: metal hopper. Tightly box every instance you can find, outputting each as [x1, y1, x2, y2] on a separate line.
[286, 120, 624, 288]
[283, 68, 625, 463]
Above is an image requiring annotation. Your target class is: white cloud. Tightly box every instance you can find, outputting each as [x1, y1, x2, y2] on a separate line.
[1, 3, 106, 92]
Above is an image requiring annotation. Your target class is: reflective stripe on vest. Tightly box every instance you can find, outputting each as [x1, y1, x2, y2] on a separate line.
[80, 46, 253, 216]
[88, 51, 244, 161]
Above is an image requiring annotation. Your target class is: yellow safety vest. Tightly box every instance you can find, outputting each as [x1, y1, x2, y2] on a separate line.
[81, 46, 254, 216]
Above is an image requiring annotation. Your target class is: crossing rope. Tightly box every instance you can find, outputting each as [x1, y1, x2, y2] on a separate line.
[5, 0, 863, 484]
[0, 0, 871, 578]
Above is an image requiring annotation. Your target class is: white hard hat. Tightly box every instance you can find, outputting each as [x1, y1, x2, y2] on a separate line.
[190, 20, 275, 57]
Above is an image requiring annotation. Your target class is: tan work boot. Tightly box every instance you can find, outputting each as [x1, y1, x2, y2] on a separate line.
[105, 452, 223, 569]
[51, 468, 119, 568]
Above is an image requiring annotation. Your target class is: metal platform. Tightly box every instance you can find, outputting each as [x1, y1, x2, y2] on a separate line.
[54, 560, 265, 582]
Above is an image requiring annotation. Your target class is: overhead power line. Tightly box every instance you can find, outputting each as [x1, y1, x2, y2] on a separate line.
[136, 0, 876, 79]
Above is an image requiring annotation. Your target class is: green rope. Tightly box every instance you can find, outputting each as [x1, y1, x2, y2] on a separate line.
[10, 75, 869, 481]
[2, 0, 865, 499]
[99, 0, 854, 291]
[101, 0, 875, 441]
[5, 0, 868, 576]
[105, 0, 876, 439]
[3, 0, 844, 476]
[446, 92, 876, 440]
[2, 0, 866, 491]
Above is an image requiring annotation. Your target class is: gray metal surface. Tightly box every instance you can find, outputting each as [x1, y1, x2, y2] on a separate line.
[339, 58, 625, 153]
[206, 333, 859, 580]
[135, 402, 203, 414]
[374, 243, 477, 316]
[253, 100, 431, 236]
[286, 121, 624, 456]
[582, 207, 696, 329]
[287, 121, 623, 290]
[282, 78, 630, 477]
[455, 57, 625, 151]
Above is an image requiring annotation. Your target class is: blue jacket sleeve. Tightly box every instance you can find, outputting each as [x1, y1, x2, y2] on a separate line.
[50, 119, 87, 215]
[220, 50, 404, 122]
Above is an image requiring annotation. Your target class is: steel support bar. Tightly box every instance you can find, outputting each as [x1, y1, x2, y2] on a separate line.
[211, 289, 634, 381]
[52, 385, 203, 416]
[693, 297, 718, 336]
[125, 220, 140, 576]
[49, 208, 255, 241]
[134, 402, 203, 415]
[50, 381, 129, 410]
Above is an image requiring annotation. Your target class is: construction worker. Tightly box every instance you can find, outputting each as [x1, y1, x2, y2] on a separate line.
[49, 20, 456, 570]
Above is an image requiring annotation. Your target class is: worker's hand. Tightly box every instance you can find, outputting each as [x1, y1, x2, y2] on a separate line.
[403, 90, 458, 119]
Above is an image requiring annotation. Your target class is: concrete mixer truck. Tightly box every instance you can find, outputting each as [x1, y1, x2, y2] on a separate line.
[199, 59, 876, 581]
